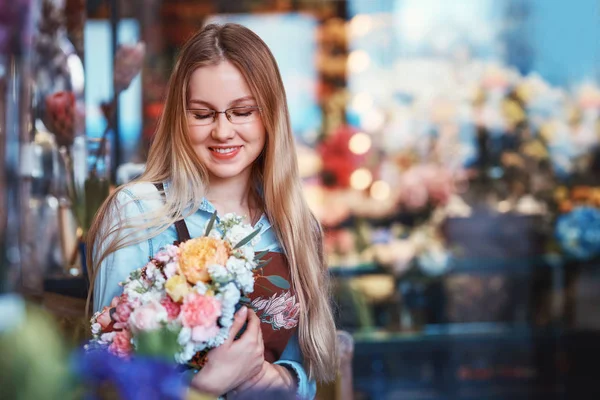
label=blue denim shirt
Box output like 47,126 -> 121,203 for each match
93,182 -> 316,399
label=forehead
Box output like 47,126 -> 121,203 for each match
187,61 -> 253,107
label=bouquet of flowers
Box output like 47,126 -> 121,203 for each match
87,212 -> 268,367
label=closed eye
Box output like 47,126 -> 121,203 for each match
232,110 -> 254,117
190,111 -> 214,120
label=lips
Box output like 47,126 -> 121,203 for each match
209,146 -> 242,160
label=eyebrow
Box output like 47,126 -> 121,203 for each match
188,95 -> 256,109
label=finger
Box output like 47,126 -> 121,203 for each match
236,308 -> 260,343
226,306 -> 248,343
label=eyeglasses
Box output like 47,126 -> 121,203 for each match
186,105 -> 262,126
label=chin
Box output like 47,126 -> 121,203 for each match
207,164 -> 252,180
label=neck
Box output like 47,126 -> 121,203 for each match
206,169 -> 255,216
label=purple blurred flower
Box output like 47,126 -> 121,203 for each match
0,0 -> 34,56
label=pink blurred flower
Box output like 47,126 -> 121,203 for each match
336,230 -> 355,255
114,42 -> 145,92
109,329 -> 132,357
114,295 -> 134,324
420,165 -> 454,206
398,169 -> 429,211
95,306 -> 113,331
180,293 -> 222,329
398,165 -> 455,211
129,300 -> 167,332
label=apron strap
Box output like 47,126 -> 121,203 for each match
153,182 -> 192,242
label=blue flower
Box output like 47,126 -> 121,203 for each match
556,206 -> 600,261
72,347 -> 189,400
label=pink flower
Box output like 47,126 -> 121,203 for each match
95,306 -> 113,330
114,295 -> 134,323
191,324 -> 221,342
109,329 -> 132,358
129,300 -> 168,332
160,296 -> 181,320
180,293 -> 222,329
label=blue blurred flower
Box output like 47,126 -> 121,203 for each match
72,347 -> 189,400
556,206 -> 600,261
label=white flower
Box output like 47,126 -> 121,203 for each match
193,282 -> 208,295
220,283 -> 241,308
236,269 -> 255,294
242,245 -> 256,262
221,213 -> 243,225
91,323 -> 101,335
99,332 -> 116,345
164,262 -> 177,279
226,257 -> 246,272
217,282 -> 240,329
207,229 -> 222,239
123,279 -> 149,302
208,264 -> 230,282
175,341 -> 196,364
178,326 -> 192,345
225,224 -> 256,248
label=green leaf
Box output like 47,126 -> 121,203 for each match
135,327 -> 182,361
264,275 -> 290,289
204,210 -> 218,236
233,228 -> 261,249
240,296 -> 251,303
254,250 -> 269,261
257,258 -> 272,269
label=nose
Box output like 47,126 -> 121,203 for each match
210,112 -> 235,141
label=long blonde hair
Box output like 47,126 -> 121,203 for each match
87,23 -> 337,382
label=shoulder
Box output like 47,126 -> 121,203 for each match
111,181 -> 163,217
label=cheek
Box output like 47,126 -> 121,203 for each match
187,126 -> 212,145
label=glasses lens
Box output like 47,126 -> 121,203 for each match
227,107 -> 259,124
187,109 -> 214,126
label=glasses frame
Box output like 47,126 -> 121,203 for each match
185,105 -> 262,125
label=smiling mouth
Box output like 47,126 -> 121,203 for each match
209,146 -> 241,154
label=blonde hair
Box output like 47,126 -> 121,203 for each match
87,23 -> 337,382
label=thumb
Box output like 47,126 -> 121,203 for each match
227,306 -> 248,342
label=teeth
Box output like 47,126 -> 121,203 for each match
212,147 -> 237,154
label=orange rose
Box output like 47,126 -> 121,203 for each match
178,237 -> 230,284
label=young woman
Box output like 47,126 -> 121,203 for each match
87,23 -> 337,398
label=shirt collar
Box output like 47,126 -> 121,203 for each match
162,180 -> 270,229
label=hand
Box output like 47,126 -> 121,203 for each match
190,306 -> 264,396
233,360 -> 297,394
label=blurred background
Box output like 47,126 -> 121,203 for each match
2,0 -> 600,399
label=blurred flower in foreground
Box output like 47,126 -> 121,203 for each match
114,42 -> 146,92
44,90 -> 77,147
73,347 -> 190,400
556,206 -> 600,261
0,294 -> 72,400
